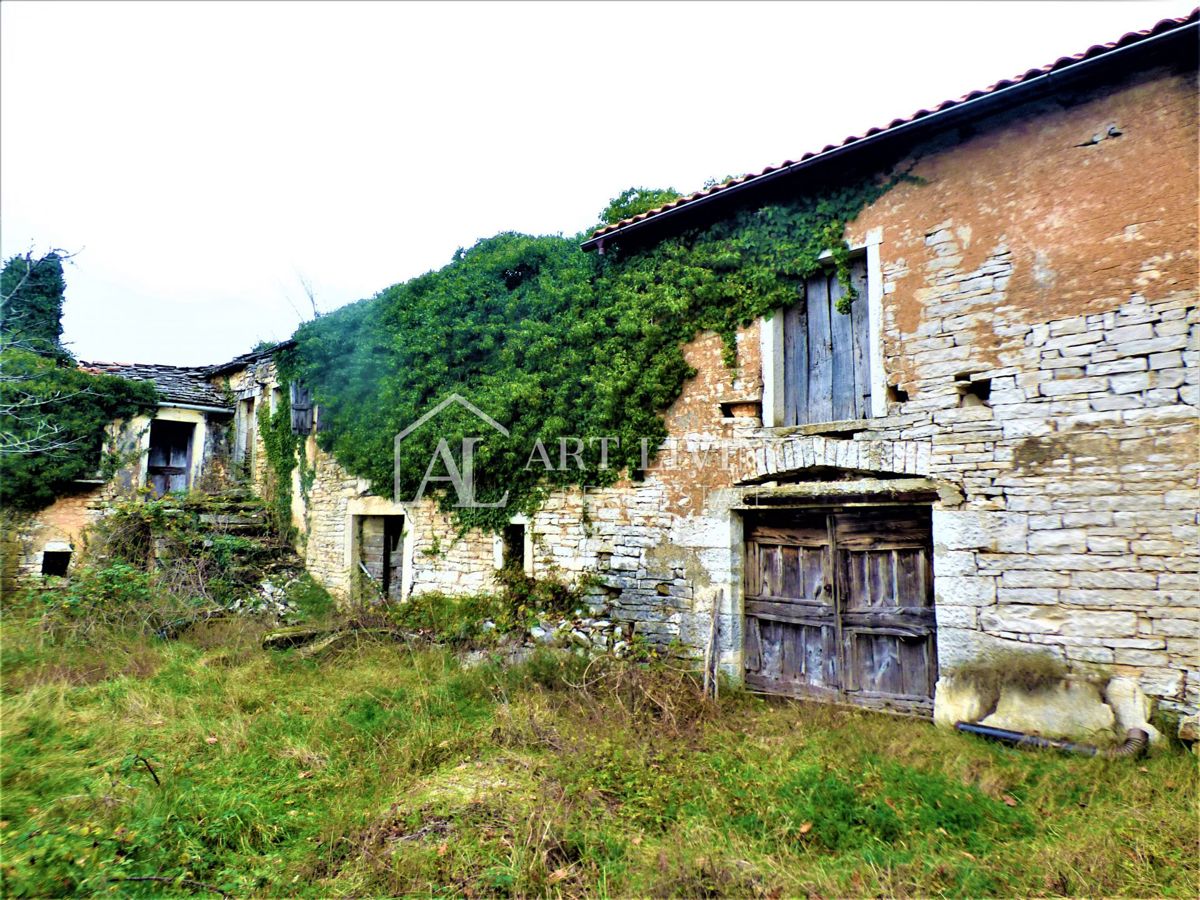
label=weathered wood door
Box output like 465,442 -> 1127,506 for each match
744,507 -> 936,714
147,420 -> 193,496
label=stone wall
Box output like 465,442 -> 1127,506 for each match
225,62 -> 1197,717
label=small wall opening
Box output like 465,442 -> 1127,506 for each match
501,523 -> 526,571
887,383 -> 910,404
41,550 -> 71,577
955,373 -> 991,407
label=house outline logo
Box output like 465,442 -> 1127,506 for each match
394,393 -> 509,443
394,393 -> 510,508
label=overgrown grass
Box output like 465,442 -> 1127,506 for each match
1,615 -> 1196,898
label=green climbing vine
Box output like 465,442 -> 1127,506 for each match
281,172 -> 911,532
256,396 -> 301,541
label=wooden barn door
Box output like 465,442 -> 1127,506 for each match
743,512 -> 839,700
744,507 -> 936,715
834,509 -> 937,714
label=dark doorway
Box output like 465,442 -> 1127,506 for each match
41,550 -> 71,577
357,515 -> 405,601
502,523 -> 526,571
743,506 -> 936,715
147,420 -> 194,496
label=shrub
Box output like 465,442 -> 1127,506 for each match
388,571 -> 595,645
949,650 -> 1070,695
32,561 -> 204,642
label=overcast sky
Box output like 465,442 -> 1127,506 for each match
1,0 -> 1188,366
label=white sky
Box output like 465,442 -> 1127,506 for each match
1,0 -> 1188,366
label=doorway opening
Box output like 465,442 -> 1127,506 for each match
743,505 -> 936,715
356,515 -> 405,601
147,419 -> 194,496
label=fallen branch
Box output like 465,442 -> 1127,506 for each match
261,625 -> 407,653
134,754 -> 160,786
155,608 -> 230,640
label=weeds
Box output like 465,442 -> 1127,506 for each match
948,649 -> 1073,696
1,613 -> 1195,898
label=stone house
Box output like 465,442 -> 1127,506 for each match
276,12 -> 1196,728
1,345 -> 291,586
2,361 -> 238,586
7,13 -> 1197,737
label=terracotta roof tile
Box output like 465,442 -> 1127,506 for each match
586,10 -> 1198,246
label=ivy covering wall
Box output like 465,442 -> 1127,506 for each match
282,175 -> 905,530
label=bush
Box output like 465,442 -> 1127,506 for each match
949,650 -> 1071,695
387,591 -> 514,644
32,561 -> 206,642
386,571 -> 596,645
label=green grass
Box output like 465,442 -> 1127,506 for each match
1,616 -> 1196,898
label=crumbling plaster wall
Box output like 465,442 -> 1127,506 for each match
275,65 -> 1197,713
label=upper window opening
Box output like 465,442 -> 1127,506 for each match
782,257 -> 871,426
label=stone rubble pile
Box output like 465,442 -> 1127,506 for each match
226,576 -> 303,621
483,601 -> 638,658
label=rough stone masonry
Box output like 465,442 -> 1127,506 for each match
279,55 -> 1198,719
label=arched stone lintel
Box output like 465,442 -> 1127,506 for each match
735,436 -> 931,485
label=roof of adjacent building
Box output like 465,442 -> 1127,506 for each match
81,361 -> 232,410
583,9 -> 1198,250
204,339 -> 296,377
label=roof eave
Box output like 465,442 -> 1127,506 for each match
581,18 -> 1197,252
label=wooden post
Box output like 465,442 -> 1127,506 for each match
704,589 -> 722,701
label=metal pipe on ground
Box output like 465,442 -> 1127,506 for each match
955,722 -> 1149,759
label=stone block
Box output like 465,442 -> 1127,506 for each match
936,627 -> 1038,669
1105,323 -> 1155,344
1179,714 -> 1199,742
1071,571 -> 1157,590
936,575 -> 996,607
935,550 -> 976,576
997,588 -> 1057,604
1085,535 -> 1129,554
1028,529 -> 1088,554
1087,357 -> 1148,376
980,604 -> 1065,634
1137,668 -> 1184,700
1112,648 -> 1170,666
934,510 -> 1027,553
980,680 -> 1116,740
1148,350 -> 1183,369
1059,610 -> 1138,637
933,676 -> 998,729
1110,371 -> 1152,394
1040,377 -> 1108,397
1001,570 -> 1069,589
1152,618 -> 1197,637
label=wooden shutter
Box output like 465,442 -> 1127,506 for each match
289,383 -> 313,435
783,258 -> 871,425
